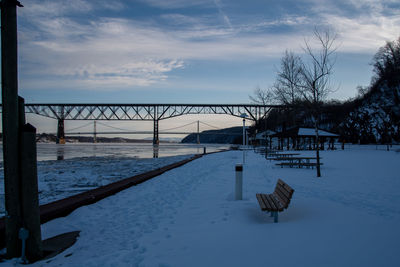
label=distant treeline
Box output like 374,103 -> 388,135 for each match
35,133 -> 154,143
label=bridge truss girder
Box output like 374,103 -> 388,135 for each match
23,104 -> 280,122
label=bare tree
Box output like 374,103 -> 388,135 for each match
372,36 -> 400,102
299,28 -> 338,177
249,86 -> 275,105
273,50 -> 303,105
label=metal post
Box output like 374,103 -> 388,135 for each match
242,118 -> 245,146
1,0 -> 24,257
235,164 -> 243,200
274,211 -> 278,223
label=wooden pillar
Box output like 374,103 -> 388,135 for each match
20,124 -> 43,261
1,0 -> 23,257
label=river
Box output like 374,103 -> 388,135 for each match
0,142 -> 233,215
0,142 -> 232,161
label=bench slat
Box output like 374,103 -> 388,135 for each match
269,196 -> 283,211
260,194 -> 273,210
275,184 -> 291,201
266,194 -> 280,211
260,194 -> 275,211
256,194 -> 267,211
273,191 -> 288,209
278,179 -> 295,195
271,194 -> 284,211
274,186 -> 289,204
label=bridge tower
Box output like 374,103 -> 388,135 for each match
93,121 -> 97,143
153,119 -> 159,145
56,118 -> 65,144
197,120 -> 200,144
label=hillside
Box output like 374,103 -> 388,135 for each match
255,84 -> 400,145
35,133 -> 154,143
181,126 -> 243,144
340,82 -> 400,144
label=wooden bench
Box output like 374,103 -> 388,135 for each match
275,162 -> 323,169
256,179 -> 295,223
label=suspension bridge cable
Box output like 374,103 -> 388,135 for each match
96,121 -> 133,132
68,121 -> 94,132
199,121 -> 221,129
161,121 -> 198,132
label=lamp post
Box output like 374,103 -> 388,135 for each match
240,113 -> 248,146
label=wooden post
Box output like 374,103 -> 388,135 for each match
1,0 -> 23,257
20,124 -> 43,261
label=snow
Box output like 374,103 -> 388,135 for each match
0,143 -> 230,216
1,146 -> 400,266
298,128 -> 338,137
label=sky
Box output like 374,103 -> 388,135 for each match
3,0 -> 400,138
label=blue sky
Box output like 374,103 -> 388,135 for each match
7,0 -> 400,137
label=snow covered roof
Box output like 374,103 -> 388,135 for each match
298,128 -> 339,137
272,127 -> 339,137
255,130 -> 276,139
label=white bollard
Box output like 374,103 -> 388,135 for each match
235,164 -> 243,200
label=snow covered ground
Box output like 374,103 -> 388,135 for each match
1,142 -> 231,216
2,146 -> 400,266
0,155 -> 195,216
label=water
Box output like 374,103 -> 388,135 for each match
0,142 -> 231,215
0,142 -> 232,161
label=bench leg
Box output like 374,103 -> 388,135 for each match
274,212 -> 278,223
270,212 -> 273,217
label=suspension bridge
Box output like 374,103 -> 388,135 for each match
1,103 -> 282,144
63,120 -> 234,144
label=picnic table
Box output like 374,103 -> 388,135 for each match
274,156 -> 321,163
275,153 -> 301,158
266,153 -> 300,160
275,156 -> 323,169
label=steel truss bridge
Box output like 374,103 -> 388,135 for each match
5,103 -> 282,144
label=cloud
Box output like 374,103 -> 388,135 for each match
213,0 -> 233,29
17,0 -> 400,92
324,13 -> 400,53
137,0 -> 211,9
19,13 -> 304,91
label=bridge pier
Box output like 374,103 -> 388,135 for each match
56,119 -> 65,144
197,120 -> 200,144
153,119 -> 159,145
93,121 -> 97,143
